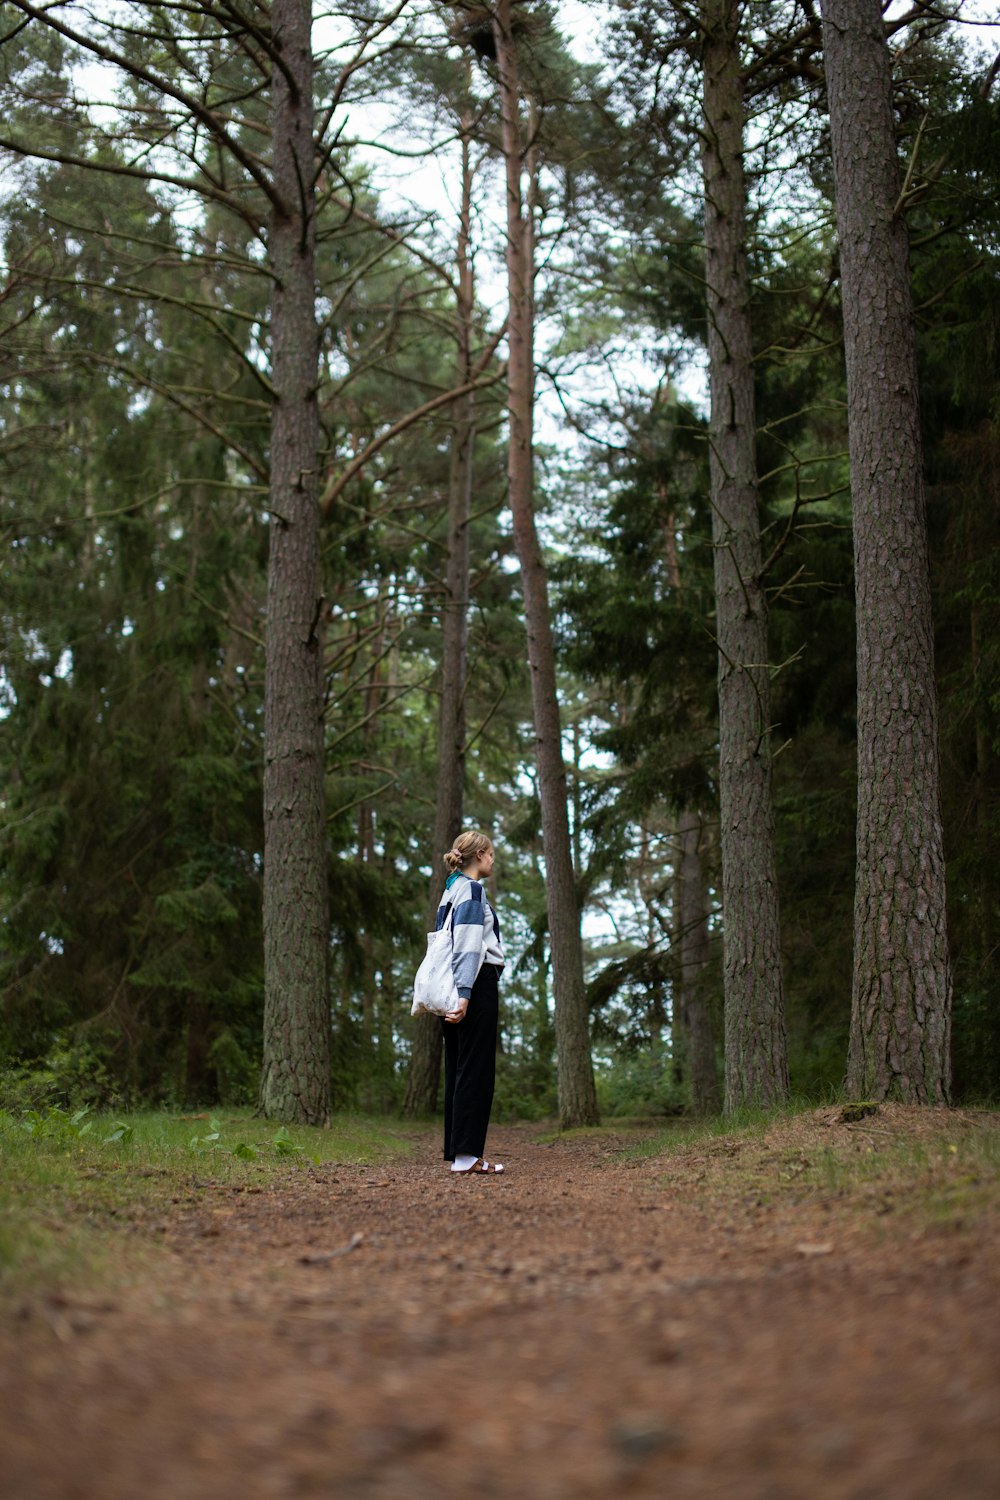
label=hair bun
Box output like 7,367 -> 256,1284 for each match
442,829 -> 492,874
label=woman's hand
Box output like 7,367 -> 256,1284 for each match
444,999 -> 469,1024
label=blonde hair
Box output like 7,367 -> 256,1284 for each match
443,830 -> 493,874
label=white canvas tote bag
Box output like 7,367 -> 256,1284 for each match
410,903 -> 461,1017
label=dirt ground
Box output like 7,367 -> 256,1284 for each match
3,1107 -> 999,1500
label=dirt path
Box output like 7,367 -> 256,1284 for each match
3,1112 -> 999,1499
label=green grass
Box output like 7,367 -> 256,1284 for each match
0,1106 -> 429,1301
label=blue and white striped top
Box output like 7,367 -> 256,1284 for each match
436,872 -> 505,999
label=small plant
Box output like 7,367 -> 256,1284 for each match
186,1120 -> 312,1162
270,1126 -> 320,1164
271,1125 -> 304,1157
20,1104 -> 94,1142
104,1121 -> 135,1146
189,1116 -> 223,1153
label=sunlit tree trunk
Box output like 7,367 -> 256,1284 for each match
493,0 -> 598,1127
258,0 -> 331,1124
821,0 -> 951,1102
701,0 -> 788,1110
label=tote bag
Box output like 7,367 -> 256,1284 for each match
410,902 -> 461,1017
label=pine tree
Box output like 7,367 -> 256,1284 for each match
489,0 -> 599,1126
820,0 -> 952,1103
700,0 -> 789,1108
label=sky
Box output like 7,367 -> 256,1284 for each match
32,0 -> 1000,448
334,0 -> 999,440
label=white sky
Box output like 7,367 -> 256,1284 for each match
336,0 -> 999,439
24,0 -> 1000,450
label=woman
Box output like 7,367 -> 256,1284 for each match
437,830 -> 505,1175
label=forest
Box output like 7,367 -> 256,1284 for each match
1,0 -> 998,1127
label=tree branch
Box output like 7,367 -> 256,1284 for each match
0,134 -> 262,228
7,0 -> 285,214
319,326 -> 507,517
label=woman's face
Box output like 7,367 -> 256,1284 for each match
478,844 -> 495,876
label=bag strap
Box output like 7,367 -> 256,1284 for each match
443,894 -> 457,931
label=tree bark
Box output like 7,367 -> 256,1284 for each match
258,0 -> 331,1124
968,545 -> 993,968
493,0 -> 598,1127
701,0 -> 788,1111
660,487 -> 720,1111
675,808 -> 722,1114
403,120 -> 477,1117
358,617 -> 383,1059
820,0 -> 952,1103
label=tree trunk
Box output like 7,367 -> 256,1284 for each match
358,604 -> 385,1056
258,0 -> 331,1125
701,0 -> 788,1111
820,0 -> 952,1103
493,0 -> 598,1127
659,483 -> 720,1111
675,808 -> 722,1114
403,121 -> 477,1117
968,552 -> 993,968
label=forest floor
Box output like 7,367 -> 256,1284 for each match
2,1102 -> 999,1500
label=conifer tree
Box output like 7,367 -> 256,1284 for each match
490,0 -> 599,1126
699,0 -> 789,1108
256,0 -> 330,1122
0,137 -> 267,1100
820,0 -> 952,1102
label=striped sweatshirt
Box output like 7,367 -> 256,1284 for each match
436,872 -> 505,999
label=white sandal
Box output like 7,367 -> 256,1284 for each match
455,1158 -> 504,1174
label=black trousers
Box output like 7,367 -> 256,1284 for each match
441,962 -> 500,1161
